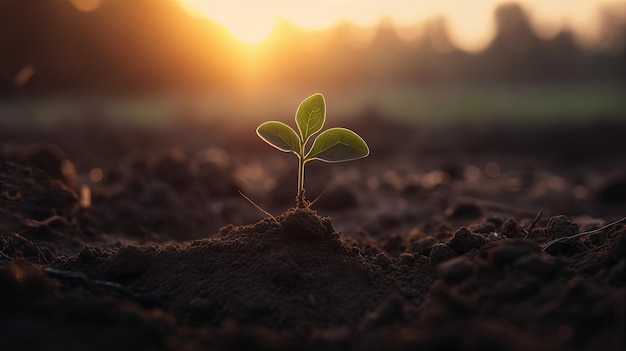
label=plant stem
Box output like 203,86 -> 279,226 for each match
296,156 -> 306,208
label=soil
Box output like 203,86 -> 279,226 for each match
0,117 -> 625,350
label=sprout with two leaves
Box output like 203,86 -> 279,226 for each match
257,93 -> 370,208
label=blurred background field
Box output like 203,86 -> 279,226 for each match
0,0 -> 625,253
1,0 -> 625,128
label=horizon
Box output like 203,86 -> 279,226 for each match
176,0 -> 622,50
4,0 -> 624,123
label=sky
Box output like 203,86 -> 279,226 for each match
178,0 -> 618,50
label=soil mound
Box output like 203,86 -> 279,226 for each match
55,208 -> 400,328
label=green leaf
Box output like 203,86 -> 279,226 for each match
305,128 -> 369,163
295,93 -> 325,144
256,121 -> 301,155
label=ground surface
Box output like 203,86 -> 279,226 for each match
0,117 -> 625,350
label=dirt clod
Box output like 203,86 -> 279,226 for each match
545,215 -> 579,240
447,227 -> 487,254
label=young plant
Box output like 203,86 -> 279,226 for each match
257,93 -> 369,208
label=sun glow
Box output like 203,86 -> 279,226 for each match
178,0 -> 609,50
229,17 -> 276,44
180,1 -> 276,44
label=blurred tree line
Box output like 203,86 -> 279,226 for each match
1,0 -> 624,96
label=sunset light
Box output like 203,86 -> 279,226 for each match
180,1 -> 277,43
177,0 -> 609,50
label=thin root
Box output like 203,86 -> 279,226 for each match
542,216 -> 626,251
24,215 -> 75,228
11,232 -> 49,265
306,189 -> 327,208
43,268 -> 160,306
238,191 -> 278,223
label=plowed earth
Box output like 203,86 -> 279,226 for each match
1,118 -> 624,350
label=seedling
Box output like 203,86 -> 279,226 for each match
257,93 -> 369,208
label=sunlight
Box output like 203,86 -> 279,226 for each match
229,18 -> 275,44
177,0 -> 607,50
180,0 -> 276,44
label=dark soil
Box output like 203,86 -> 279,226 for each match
1,118 -> 625,350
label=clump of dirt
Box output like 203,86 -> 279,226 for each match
54,208 -> 418,329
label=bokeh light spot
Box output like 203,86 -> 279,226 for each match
485,162 -> 501,178
61,160 -> 76,178
80,185 -> 92,208
89,168 -> 104,182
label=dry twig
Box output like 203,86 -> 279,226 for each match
523,209 -> 543,239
